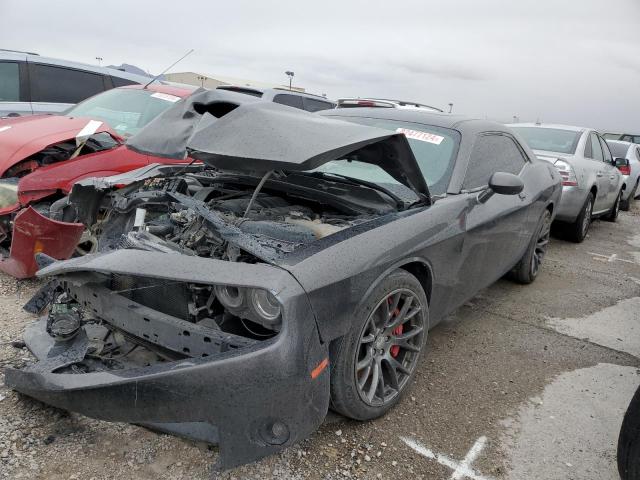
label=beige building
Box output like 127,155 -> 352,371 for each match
164,72 -> 305,92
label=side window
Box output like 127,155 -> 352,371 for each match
462,134 -> 527,190
302,97 -> 335,112
588,133 -> 604,161
272,93 -> 304,110
111,76 -> 139,87
598,136 -> 612,163
0,62 -> 20,101
29,64 -> 106,104
584,133 -> 593,158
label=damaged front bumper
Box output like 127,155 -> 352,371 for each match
0,206 -> 84,278
4,251 -> 330,470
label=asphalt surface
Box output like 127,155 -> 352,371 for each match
0,203 -> 638,480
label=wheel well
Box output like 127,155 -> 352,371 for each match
399,261 -> 432,305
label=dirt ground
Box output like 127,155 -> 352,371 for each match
1,204 -> 639,480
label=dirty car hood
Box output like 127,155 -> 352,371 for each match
126,89 -> 430,198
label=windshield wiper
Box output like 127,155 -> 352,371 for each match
301,171 -> 407,210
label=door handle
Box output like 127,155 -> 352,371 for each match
596,171 -> 603,177
610,175 -> 616,180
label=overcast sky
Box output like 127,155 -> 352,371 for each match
1,0 -> 639,131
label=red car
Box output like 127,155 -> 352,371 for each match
0,83 -> 195,278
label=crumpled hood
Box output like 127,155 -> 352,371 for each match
126,89 -> 430,198
0,115 -> 116,177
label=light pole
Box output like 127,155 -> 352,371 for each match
95,56 -> 103,66
285,71 -> 294,90
197,75 -> 207,87
448,103 -> 453,114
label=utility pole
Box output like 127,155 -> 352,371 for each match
448,103 -> 453,114
95,56 -> 103,66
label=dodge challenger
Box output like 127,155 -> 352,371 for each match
5,90 -> 562,469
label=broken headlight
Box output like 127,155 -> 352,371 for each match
215,285 -> 282,329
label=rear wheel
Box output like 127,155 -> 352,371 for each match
510,209 -> 551,284
604,189 -> 622,222
566,192 -> 593,243
618,385 -> 640,480
329,270 -> 428,420
621,181 -> 638,211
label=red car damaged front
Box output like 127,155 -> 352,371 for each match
0,84 -> 195,278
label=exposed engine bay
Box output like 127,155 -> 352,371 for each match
34,166 -> 403,372
79,168 -> 398,263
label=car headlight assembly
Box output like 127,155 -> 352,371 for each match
214,285 -> 282,330
215,284 -> 245,309
249,289 -> 282,324
0,179 -> 19,209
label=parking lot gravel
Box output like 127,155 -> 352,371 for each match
1,205 -> 639,480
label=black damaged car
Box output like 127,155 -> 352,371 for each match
5,90 -> 562,470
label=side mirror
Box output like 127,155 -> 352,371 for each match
614,157 -> 629,168
478,172 -> 524,203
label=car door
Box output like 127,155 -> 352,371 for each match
585,132 -> 610,212
598,135 -> 622,207
0,60 -> 32,116
452,132 -> 533,299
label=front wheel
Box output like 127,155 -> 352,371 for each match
510,209 -> 551,284
329,270 -> 428,420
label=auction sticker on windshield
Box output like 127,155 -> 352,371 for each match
151,92 -> 181,103
397,127 -> 444,145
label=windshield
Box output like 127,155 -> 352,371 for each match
314,116 -> 460,195
66,89 -> 182,138
511,126 -> 580,154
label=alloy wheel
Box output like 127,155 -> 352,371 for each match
355,288 -> 425,407
531,212 -> 551,277
582,198 -> 593,237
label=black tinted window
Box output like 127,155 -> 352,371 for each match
30,64 -> 106,103
0,62 -> 20,101
111,76 -> 139,87
273,94 -> 304,109
463,134 -> 527,190
303,97 -> 335,112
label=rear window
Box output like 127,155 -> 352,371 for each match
111,76 -> 140,87
273,94 -> 304,110
314,115 -> 460,195
0,62 -> 20,101
303,97 -> 335,112
511,126 -> 581,154
607,142 -> 630,158
30,64 -> 106,104
67,88 -> 182,137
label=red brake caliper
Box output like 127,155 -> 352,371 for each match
388,297 -> 403,358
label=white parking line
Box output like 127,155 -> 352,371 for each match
400,436 -> 494,480
587,252 -> 637,264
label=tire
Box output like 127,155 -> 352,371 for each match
329,270 -> 428,420
621,181 -> 638,210
618,385 -> 640,480
566,192 -> 594,243
604,189 -> 622,222
509,209 -> 552,284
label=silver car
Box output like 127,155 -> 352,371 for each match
0,49 -> 150,117
509,123 -> 624,242
606,140 -> 640,210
